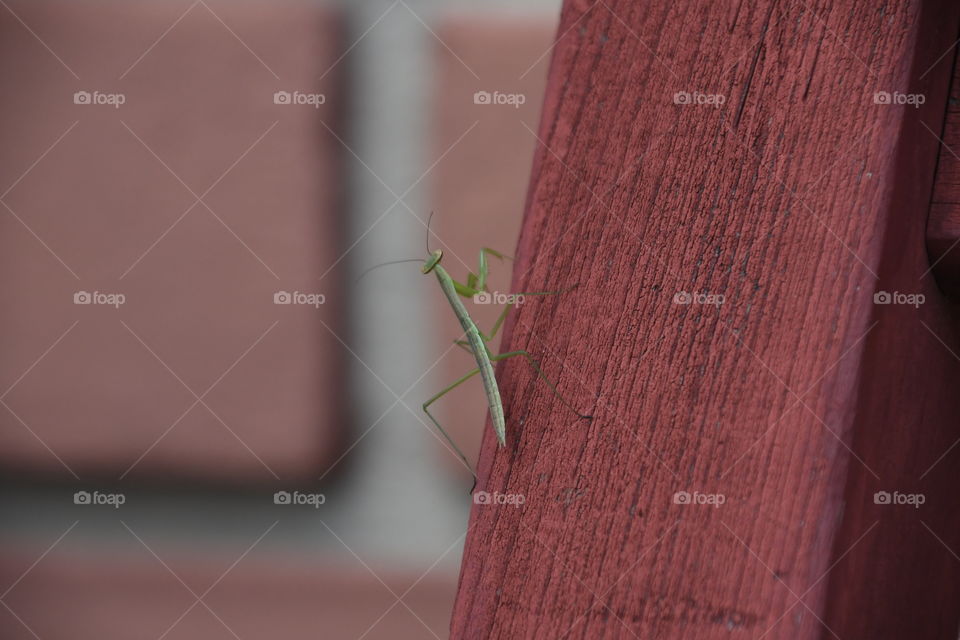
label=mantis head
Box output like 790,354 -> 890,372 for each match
422,249 -> 443,274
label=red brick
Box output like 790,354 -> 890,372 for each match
0,547 -> 455,639
0,1 -> 346,482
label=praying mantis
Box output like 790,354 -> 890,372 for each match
362,216 -> 592,474
418,243 -> 593,473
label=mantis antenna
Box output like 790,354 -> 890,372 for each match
355,258 -> 423,283
426,211 -> 435,254
356,212 -> 437,283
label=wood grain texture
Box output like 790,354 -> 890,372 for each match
451,1 -> 960,638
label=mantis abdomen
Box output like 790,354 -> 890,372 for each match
465,325 -> 505,444
434,264 -> 506,444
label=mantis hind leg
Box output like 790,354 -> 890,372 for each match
433,347 -> 593,431
429,345 -> 591,494
477,284 -> 580,343
423,367 -> 482,478
491,350 -> 592,420
510,282 -> 580,300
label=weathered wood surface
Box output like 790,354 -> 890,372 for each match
452,1 -> 960,638
928,46 -> 960,298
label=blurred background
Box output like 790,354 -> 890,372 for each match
0,0 -> 562,637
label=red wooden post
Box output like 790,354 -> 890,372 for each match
451,1 -> 960,638
928,54 -> 960,299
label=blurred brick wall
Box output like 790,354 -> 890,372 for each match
0,1 -> 559,638
0,0 -> 346,483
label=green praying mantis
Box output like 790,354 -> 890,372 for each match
363,216 -> 593,475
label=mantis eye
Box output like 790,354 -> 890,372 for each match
422,250 -> 443,274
